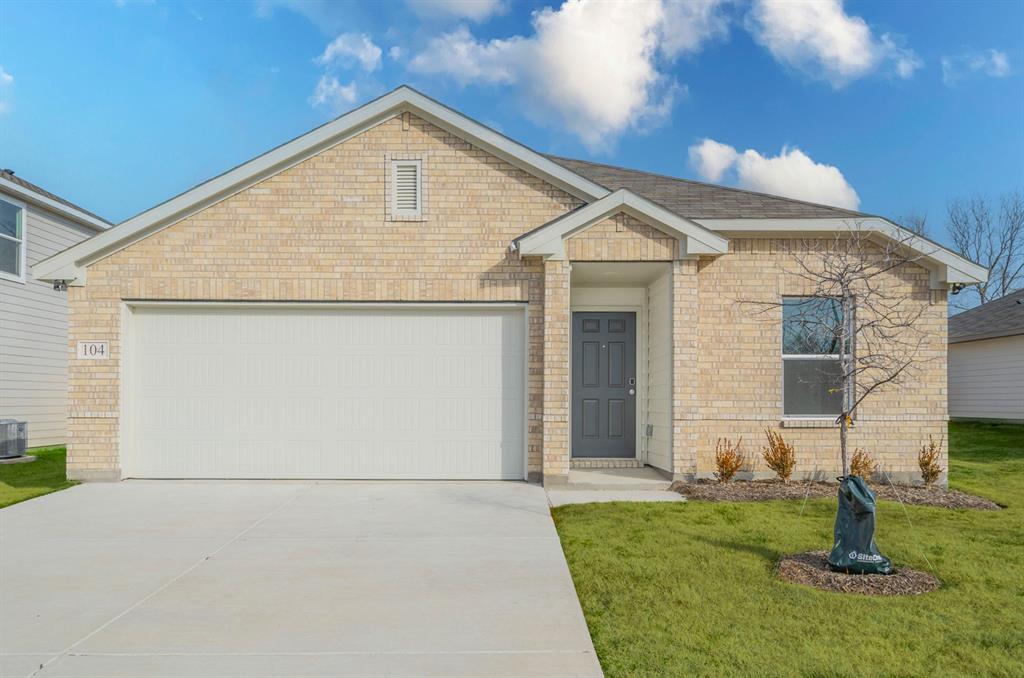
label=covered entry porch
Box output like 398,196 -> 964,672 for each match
567,262 -> 673,474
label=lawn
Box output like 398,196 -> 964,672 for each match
553,422 -> 1024,677
0,446 -> 77,509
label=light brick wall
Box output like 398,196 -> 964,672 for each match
678,238 -> 948,483
564,213 -> 676,261
542,259 -> 571,482
67,114 -> 580,479
66,115 -> 949,485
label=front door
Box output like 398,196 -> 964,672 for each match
571,312 -> 637,458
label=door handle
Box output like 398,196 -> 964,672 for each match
628,388 -> 636,396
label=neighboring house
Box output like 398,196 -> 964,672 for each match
948,290 -> 1024,423
33,87 -> 986,484
1,169 -> 111,447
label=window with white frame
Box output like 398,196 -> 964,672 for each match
0,196 -> 25,281
781,296 -> 851,416
390,159 -> 422,218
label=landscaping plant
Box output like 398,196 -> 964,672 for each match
714,438 -> 744,483
849,448 -> 877,479
761,428 -> 796,482
918,435 -> 944,486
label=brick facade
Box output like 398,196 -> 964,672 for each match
65,114 -> 948,484
564,213 -> 676,261
682,239 -> 948,483
66,114 -> 579,479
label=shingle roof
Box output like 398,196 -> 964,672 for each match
948,289 -> 1024,343
0,169 -> 111,227
544,155 -> 868,220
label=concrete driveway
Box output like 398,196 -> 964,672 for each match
0,481 -> 601,677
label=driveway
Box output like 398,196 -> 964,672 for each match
0,481 -> 601,677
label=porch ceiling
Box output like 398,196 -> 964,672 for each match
570,262 -> 668,286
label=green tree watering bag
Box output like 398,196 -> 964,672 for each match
827,475 -> 893,575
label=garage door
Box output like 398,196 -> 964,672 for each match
124,305 -> 526,479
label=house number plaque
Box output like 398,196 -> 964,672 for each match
77,341 -> 109,359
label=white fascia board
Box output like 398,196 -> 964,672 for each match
33,86 -> 610,285
517,189 -> 729,259
0,178 -> 110,232
696,217 -> 988,286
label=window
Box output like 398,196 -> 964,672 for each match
782,297 -> 851,416
0,196 -> 25,281
390,160 -> 421,218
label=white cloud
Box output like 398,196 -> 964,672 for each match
942,49 -> 1011,85
388,45 -> 406,61
746,0 -> 920,87
316,33 -> 382,72
409,26 -> 525,85
688,139 -> 860,210
659,0 -> 731,58
309,75 -> 358,111
408,0 -> 729,150
688,138 -> 737,183
0,66 -> 12,116
409,0 -> 507,23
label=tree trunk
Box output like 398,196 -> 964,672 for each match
839,292 -> 853,477
839,413 -> 849,476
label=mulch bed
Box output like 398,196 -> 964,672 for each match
777,551 -> 940,596
668,478 -> 1001,510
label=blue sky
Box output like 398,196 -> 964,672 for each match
0,0 -> 1021,248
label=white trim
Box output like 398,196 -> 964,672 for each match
0,178 -> 110,233
33,86 -> 610,285
0,193 -> 27,283
516,189 -> 729,259
123,300 -> 528,310
695,217 -> 988,288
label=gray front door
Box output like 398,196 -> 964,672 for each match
571,312 -> 637,458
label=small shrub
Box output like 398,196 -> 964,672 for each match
761,428 -> 796,483
714,438 -> 744,483
850,448 -> 877,479
918,436 -> 944,486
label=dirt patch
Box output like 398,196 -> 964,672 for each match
668,478 -> 1001,510
777,551 -> 940,596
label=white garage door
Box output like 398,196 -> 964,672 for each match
125,305 -> 526,479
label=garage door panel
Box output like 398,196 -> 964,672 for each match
126,306 -> 525,479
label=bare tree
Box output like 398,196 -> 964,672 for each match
947,191 -> 1024,308
740,224 -> 932,476
897,210 -> 928,237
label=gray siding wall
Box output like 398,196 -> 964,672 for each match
0,193 -> 97,447
948,335 -> 1024,422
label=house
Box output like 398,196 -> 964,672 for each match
948,289 -> 1024,423
32,86 -> 986,484
1,170 -> 110,447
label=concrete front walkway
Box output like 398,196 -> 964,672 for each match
0,481 -> 601,677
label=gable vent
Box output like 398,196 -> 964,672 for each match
391,160 -> 422,217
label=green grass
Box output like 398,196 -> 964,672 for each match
0,446 -> 77,509
553,422 -> 1024,677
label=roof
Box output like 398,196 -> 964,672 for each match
0,169 -> 111,231
33,85 -> 987,290
545,155 -> 866,220
948,289 -> 1024,343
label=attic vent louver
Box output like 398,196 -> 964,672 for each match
391,160 -> 422,218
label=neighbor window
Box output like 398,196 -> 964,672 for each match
0,196 -> 25,281
390,160 -> 422,218
782,297 -> 851,416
